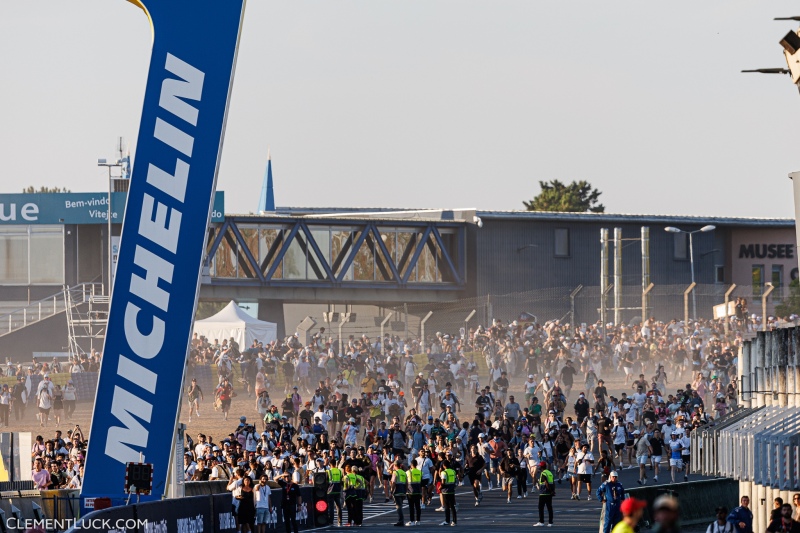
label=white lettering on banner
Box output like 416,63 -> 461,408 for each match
160,53 -> 205,126
106,386 -> 153,464
0,203 -> 39,222
21,203 -> 38,221
130,245 -> 174,312
139,193 -> 182,254
124,303 -> 165,359
176,515 -> 205,533
117,355 -> 158,394
154,118 -> 194,157
143,519 -> 169,533
147,160 -> 190,203
104,51 -> 204,466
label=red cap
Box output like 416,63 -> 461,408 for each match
539,461 -> 547,468
620,498 -> 647,515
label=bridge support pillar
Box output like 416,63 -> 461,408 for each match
258,299 -> 286,341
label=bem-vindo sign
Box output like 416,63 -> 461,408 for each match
0,192 -> 223,225
80,0 -> 246,507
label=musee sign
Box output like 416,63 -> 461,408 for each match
738,243 -> 795,259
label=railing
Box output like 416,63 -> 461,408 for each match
0,283 -> 104,337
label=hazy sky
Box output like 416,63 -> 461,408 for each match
3,1 -> 800,218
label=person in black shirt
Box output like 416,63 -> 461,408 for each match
574,394 -> 590,424
649,429 -> 664,483
346,399 -> 363,422
276,471 -> 302,533
466,446 -> 486,504
559,361 -> 577,398
192,458 -> 212,481
593,381 -> 608,411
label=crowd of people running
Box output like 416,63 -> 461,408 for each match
174,312 -> 752,530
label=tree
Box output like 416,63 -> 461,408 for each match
523,180 -> 605,213
775,278 -> 800,318
195,301 -> 226,320
23,186 -> 71,193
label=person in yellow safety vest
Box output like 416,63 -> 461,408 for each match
354,467 -> 366,526
439,462 -> 458,527
343,464 -> 360,527
391,459 -> 408,527
406,458 -> 423,526
534,461 -> 555,527
327,461 -> 344,527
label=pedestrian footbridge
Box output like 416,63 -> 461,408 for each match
200,214 -> 468,304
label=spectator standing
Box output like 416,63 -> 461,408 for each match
254,475 -> 272,533
31,458 -> 50,489
767,504 -> 800,533
0,385 -> 10,427
276,471 -> 301,533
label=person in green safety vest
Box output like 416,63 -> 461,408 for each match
391,458 -> 408,527
406,458 -> 423,526
343,464 -> 360,527
354,467 -> 366,526
327,459 -> 344,527
439,461 -> 458,527
534,461 -> 555,527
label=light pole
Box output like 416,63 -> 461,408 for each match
664,225 -> 715,320
97,158 -> 124,294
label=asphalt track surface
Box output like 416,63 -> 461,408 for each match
324,464 -> 706,532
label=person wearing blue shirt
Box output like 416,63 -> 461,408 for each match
727,496 -> 753,533
597,471 -> 625,533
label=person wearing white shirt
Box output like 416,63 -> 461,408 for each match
680,430 -> 691,482
575,444 -> 594,500
523,439 -> 542,477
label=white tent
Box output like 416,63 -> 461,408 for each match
193,301 -> 277,348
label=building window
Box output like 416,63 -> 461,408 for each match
772,264 -> 784,290
554,228 -> 570,258
673,233 -> 688,260
715,265 -> 724,284
0,225 -> 64,285
752,264 -> 764,296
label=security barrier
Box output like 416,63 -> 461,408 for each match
626,478 -> 739,527
65,487 -> 316,533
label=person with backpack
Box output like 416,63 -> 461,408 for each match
533,460 -> 555,527
708,506 -> 733,533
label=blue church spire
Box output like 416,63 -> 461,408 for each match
258,147 -> 275,212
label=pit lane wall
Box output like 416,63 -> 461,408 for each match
626,478 -> 739,527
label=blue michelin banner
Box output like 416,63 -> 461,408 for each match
81,0 -> 245,503
0,191 -> 224,225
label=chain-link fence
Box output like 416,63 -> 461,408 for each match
290,283 -> 794,346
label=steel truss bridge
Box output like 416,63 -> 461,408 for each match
201,215 -> 468,303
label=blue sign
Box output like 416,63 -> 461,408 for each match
81,0 -> 245,503
0,191 -> 224,225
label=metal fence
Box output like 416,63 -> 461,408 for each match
376,283 -> 790,342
